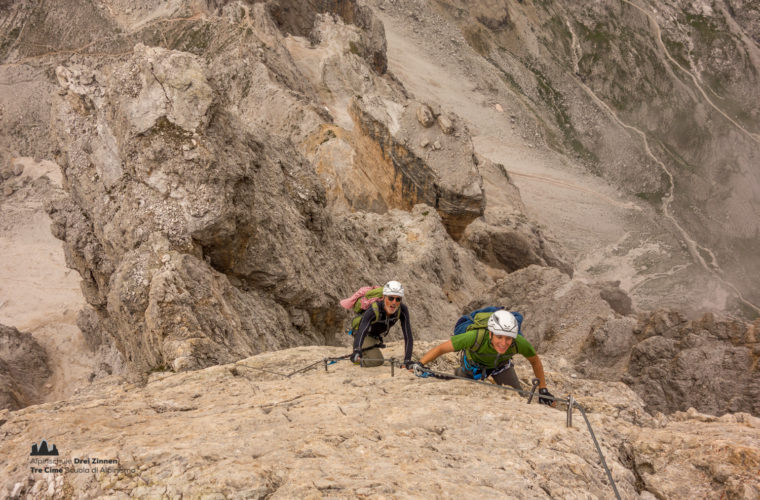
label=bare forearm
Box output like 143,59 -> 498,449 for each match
419,345 -> 444,365
527,355 -> 548,388
420,340 -> 454,365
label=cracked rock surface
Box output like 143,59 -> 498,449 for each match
1,344 -> 758,499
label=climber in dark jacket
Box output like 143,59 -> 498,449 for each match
351,280 -> 414,368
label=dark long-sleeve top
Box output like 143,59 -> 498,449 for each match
352,302 -> 413,363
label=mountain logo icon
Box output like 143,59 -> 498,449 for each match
30,440 -> 59,456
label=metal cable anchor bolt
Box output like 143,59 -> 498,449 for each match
527,378 -> 540,404
566,395 -> 575,428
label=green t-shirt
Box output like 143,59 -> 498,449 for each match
451,329 -> 537,369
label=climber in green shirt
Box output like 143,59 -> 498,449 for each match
419,310 -> 556,406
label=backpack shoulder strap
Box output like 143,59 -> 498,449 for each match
471,328 -> 488,353
370,301 -> 381,323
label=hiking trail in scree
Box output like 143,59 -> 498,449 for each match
622,0 -> 760,147
564,2 -> 760,315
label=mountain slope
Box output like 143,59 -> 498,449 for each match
369,0 -> 760,318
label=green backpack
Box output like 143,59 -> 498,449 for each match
349,286 -> 384,333
457,311 -> 493,353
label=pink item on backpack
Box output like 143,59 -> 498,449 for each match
340,286 -> 382,310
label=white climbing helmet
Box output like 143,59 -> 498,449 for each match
382,280 -> 405,298
488,310 -> 518,338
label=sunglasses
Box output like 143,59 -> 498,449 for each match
386,296 -> 402,303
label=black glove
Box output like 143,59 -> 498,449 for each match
538,388 -> 555,406
350,351 -> 361,364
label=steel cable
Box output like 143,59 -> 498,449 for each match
574,403 -> 621,499
233,353 -> 621,499
413,365 -> 621,500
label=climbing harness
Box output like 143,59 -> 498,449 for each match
461,352 -> 485,380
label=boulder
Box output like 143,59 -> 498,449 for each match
0,324 -> 51,410
599,280 -> 634,316
575,315 -> 639,381
416,103 -> 435,127
437,114 -> 454,134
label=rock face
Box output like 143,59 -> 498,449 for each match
575,309 -> 760,417
0,0 -> 573,376
623,311 -> 760,416
344,96 -> 485,240
0,344 -> 758,499
48,43 -> 495,371
0,324 -> 51,411
48,58 -> 489,372
467,266 -> 760,417
49,46 -> 348,372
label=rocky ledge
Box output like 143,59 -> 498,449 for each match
1,343 -> 758,499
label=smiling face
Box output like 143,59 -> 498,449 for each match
383,295 -> 402,315
489,332 -> 514,354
